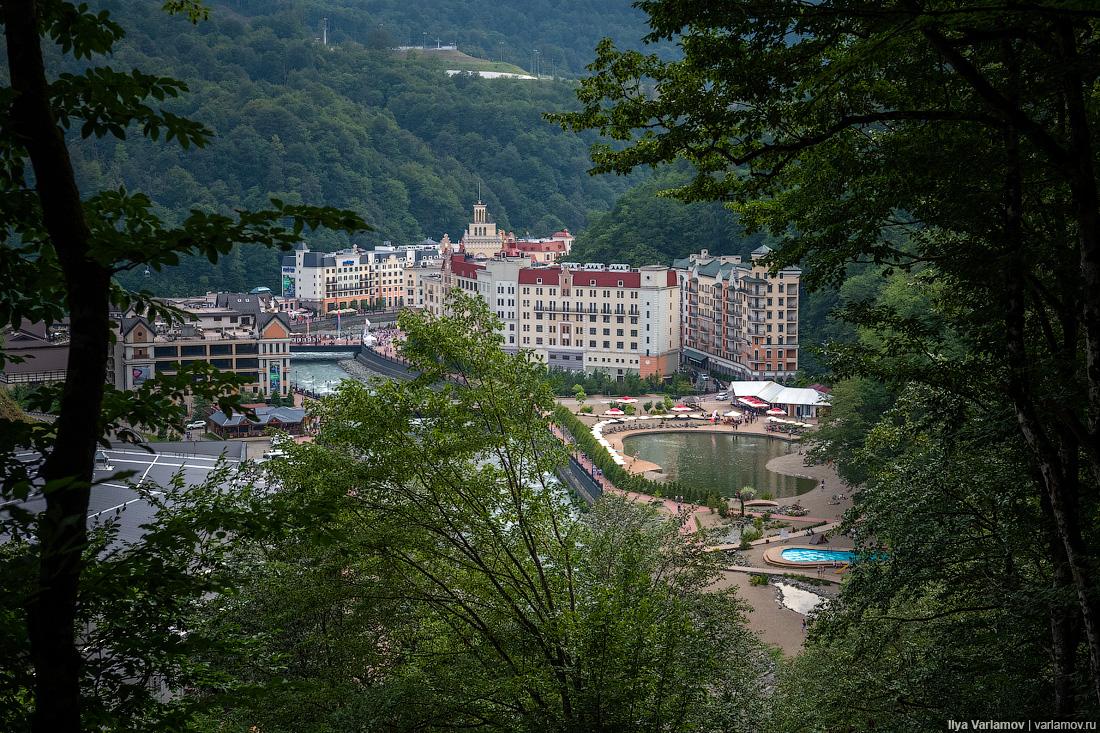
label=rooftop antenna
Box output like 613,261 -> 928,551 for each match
478,180 -> 481,203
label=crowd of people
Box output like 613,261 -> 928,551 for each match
290,333 -> 361,346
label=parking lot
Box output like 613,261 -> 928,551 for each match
7,441 -> 247,546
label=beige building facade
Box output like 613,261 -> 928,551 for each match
440,253 -> 680,380
110,302 -> 293,400
674,246 -> 801,381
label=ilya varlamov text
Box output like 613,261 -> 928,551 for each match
948,722 -> 1097,731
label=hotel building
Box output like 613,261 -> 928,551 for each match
280,241 -> 443,314
441,253 -> 680,380
673,246 -> 802,380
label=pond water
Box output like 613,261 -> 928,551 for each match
774,582 -> 827,615
621,431 -> 816,499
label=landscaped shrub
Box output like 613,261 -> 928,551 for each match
553,405 -> 707,505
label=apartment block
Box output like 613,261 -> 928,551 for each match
280,240 -> 443,314
673,246 -> 801,380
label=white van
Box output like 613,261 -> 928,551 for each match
185,420 -> 206,430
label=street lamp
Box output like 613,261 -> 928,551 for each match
423,31 -> 427,49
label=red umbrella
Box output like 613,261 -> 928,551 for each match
617,396 -> 638,404
604,407 -> 625,415
767,407 -> 786,416
671,405 -> 692,412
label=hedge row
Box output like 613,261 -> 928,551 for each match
553,405 -> 724,507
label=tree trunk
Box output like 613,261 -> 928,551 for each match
5,1 -> 110,731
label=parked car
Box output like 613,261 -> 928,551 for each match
715,392 -> 728,401
185,420 -> 206,430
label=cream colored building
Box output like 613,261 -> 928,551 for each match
674,246 -> 801,380
460,201 -> 504,259
281,242 -> 442,314
440,254 -> 680,380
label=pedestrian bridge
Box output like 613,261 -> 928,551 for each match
289,345 -> 360,353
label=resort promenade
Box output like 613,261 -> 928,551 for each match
558,397 -> 857,655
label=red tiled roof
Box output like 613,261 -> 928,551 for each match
559,270 -> 642,288
516,240 -> 566,252
518,268 -> 563,285
450,255 -> 485,279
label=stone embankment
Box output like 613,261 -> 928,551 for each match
336,358 -> 392,383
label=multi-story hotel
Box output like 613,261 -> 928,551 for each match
280,241 -> 443,314
673,246 -> 802,380
109,296 -> 293,400
439,252 -> 680,379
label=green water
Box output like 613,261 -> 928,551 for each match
621,431 -> 816,500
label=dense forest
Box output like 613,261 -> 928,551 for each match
41,0 -> 671,296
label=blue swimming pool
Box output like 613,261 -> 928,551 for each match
781,549 -> 856,563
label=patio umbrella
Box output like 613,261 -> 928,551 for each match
616,396 -> 638,404
767,408 -> 787,416
671,405 -> 692,412
723,410 -> 742,417
604,407 -> 625,415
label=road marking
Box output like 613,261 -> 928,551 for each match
91,492 -> 164,518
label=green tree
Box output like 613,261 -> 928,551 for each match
0,3 -> 367,731
736,487 -> 755,518
551,0 -> 1100,711
777,386 -> 1079,726
197,292 -> 770,731
573,384 -> 586,404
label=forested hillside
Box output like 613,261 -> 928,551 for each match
569,161 -> 780,266
47,0 -> 659,296
214,0 -> 672,75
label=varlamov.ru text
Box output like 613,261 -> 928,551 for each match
948,722 -> 1096,731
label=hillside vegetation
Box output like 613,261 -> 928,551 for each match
56,0 -> 654,296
